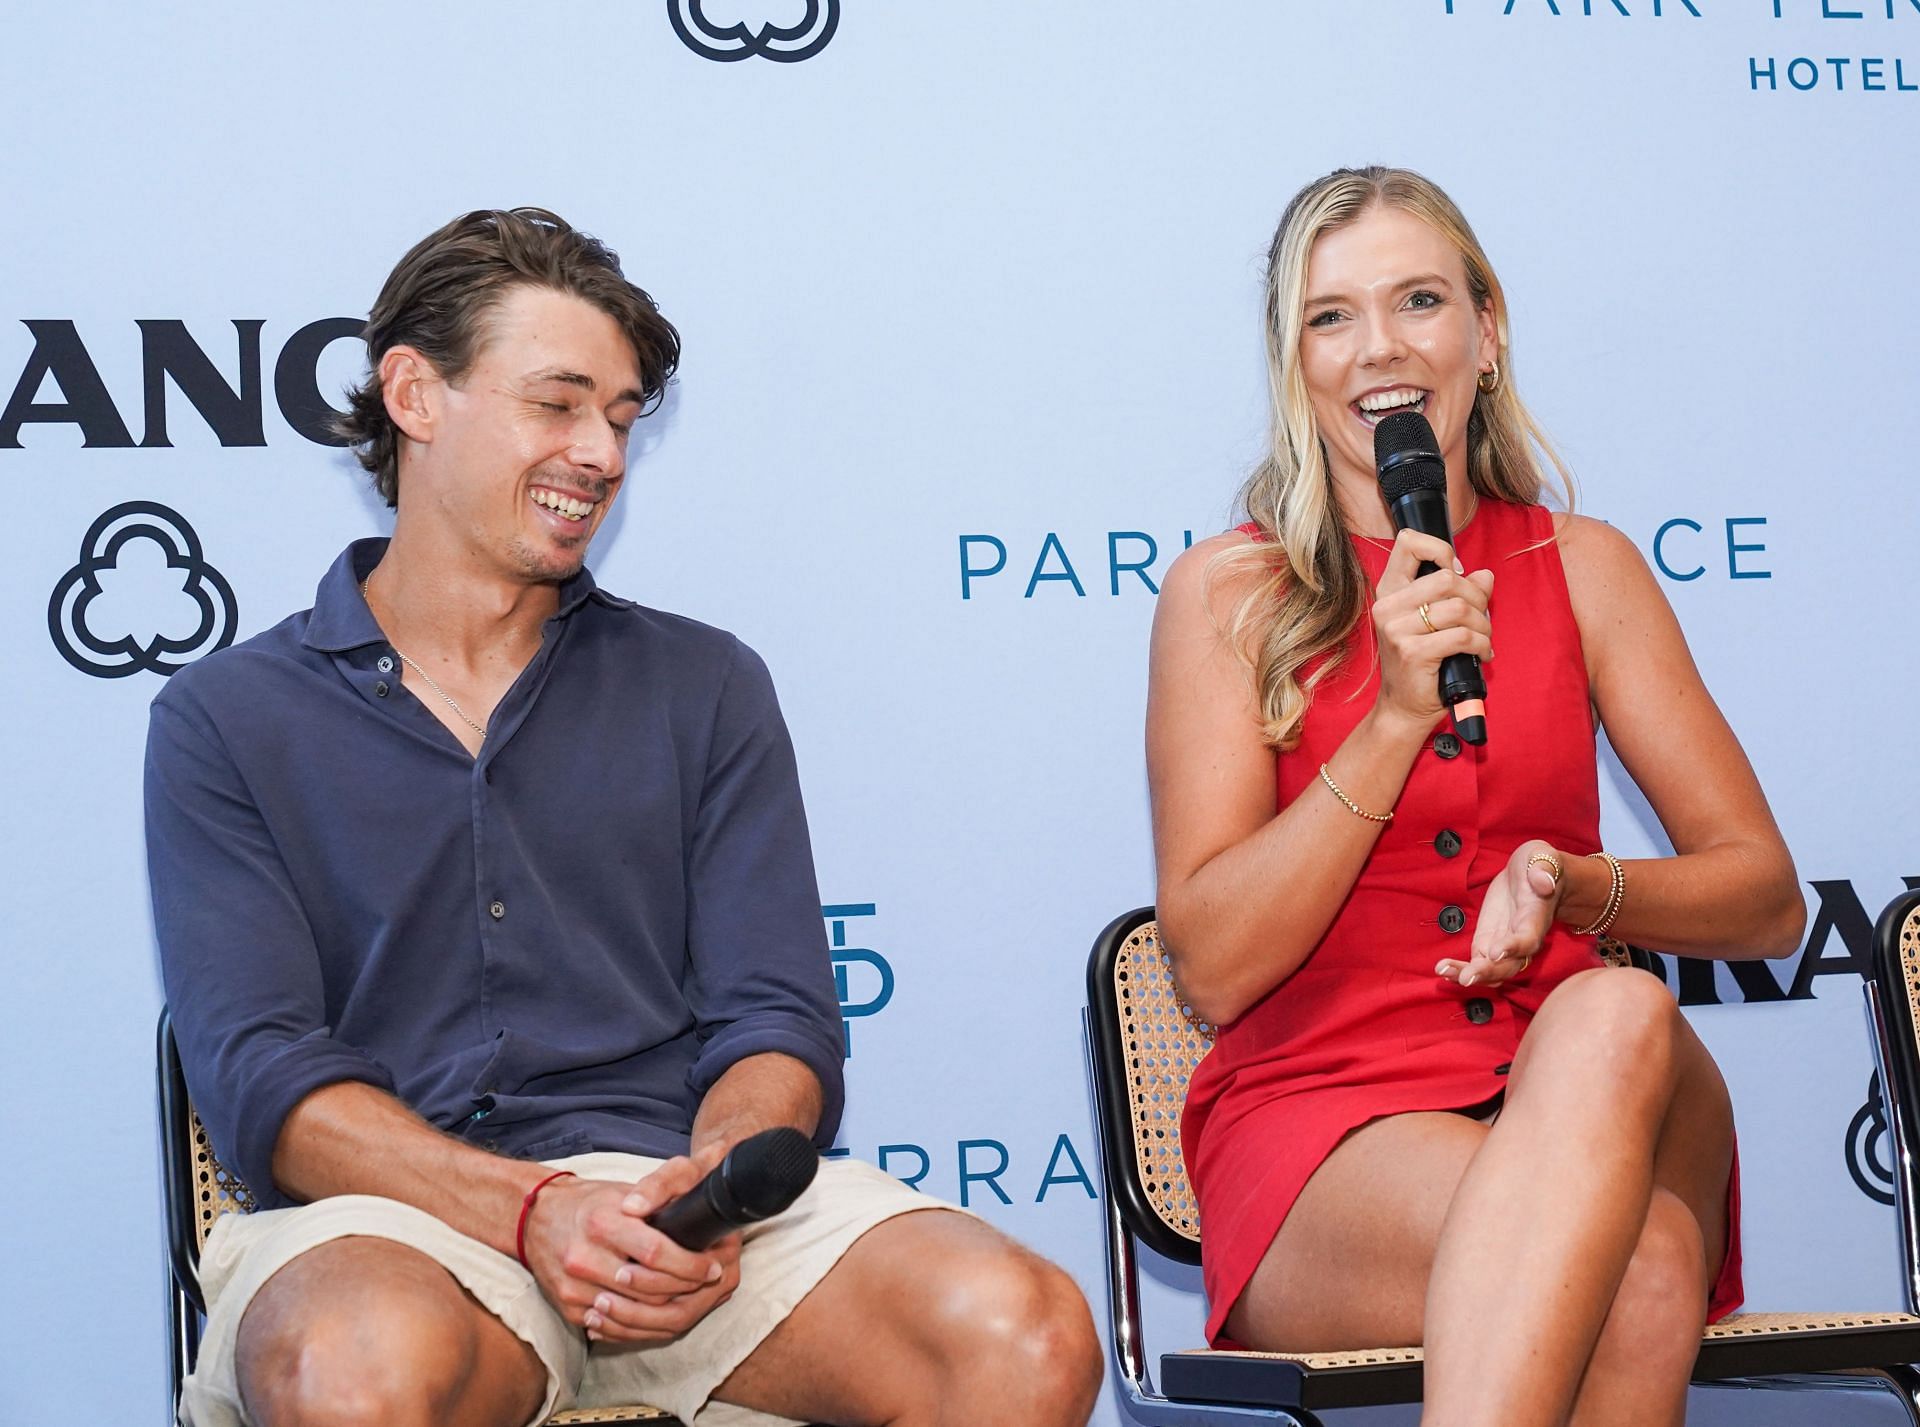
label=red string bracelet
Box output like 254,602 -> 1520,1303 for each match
515,1170 -> 576,1269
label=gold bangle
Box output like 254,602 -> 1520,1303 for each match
1319,764 -> 1393,824
1525,850 -> 1564,886
1573,851 -> 1626,937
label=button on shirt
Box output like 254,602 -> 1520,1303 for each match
146,539 -> 845,1208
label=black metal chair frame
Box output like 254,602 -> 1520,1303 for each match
1084,901 -> 1920,1426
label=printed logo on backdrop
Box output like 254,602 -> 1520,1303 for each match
1649,516 -> 1772,582
669,0 -> 839,62
1438,1 -> 1918,99
959,528 -> 1196,601
49,502 -> 236,677
0,318 -> 360,449
829,1130 -> 1099,1210
1847,1074 -> 1897,1207
823,903 -> 894,1056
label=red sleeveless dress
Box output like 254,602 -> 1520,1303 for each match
1180,498 -> 1742,1344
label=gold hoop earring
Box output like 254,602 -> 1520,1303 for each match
1477,359 -> 1501,396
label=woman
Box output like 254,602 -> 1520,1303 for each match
1145,167 -> 1804,1426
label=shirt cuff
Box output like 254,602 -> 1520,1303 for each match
225,1029 -> 397,1209
689,1017 -> 847,1149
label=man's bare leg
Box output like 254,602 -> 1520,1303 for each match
713,1210 -> 1102,1427
235,1236 -> 548,1427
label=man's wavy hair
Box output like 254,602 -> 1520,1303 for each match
336,208 -> 681,508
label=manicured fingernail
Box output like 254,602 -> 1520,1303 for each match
705,1262 -> 722,1283
623,1194 -> 647,1214
594,1293 -> 614,1315
1460,970 -> 1477,986
585,1310 -> 604,1330
615,1265 -> 634,1288
1435,960 -> 1450,975
1454,558 -> 1465,574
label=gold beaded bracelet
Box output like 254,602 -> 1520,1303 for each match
1573,850 -> 1626,937
1318,763 -> 1393,824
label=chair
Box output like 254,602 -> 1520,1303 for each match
158,1009 -> 675,1424
1083,905 -> 1920,1426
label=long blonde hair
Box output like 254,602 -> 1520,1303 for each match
1217,166 -> 1573,749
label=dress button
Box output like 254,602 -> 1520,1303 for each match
489,900 -> 506,920
373,680 -> 390,698
1435,828 -> 1463,858
1439,904 -> 1466,934
1434,732 -> 1462,760
377,655 -> 395,673
1466,998 -> 1494,1025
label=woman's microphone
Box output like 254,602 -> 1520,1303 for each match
1373,410 -> 1488,746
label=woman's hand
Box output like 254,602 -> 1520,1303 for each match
1370,529 -> 1495,732
1437,839 -> 1566,988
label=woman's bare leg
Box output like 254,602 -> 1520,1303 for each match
1224,967 -> 1734,1427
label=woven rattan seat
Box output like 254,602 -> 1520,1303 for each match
159,1013 -> 675,1424
1086,903 -> 1920,1424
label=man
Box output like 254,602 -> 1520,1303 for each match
147,208 -> 1100,1427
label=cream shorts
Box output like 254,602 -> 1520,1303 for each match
180,1152 -> 957,1427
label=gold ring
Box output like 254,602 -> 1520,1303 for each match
1418,602 -> 1437,634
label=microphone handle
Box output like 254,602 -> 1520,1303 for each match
1391,493 -> 1488,746
648,1175 -> 736,1251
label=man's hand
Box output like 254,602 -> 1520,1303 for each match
521,1159 -> 741,1345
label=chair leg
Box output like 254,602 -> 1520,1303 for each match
1877,1364 -> 1920,1426
1694,1369 -> 1920,1426
169,1281 -> 200,1412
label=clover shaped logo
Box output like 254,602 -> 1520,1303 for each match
669,0 -> 839,62
49,501 -> 237,678
1848,1072 -> 1896,1207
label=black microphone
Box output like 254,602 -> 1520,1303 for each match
1373,410 -> 1488,747
647,1126 -> 820,1250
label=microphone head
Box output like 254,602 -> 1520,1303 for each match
720,1127 -> 821,1219
1373,409 -> 1447,503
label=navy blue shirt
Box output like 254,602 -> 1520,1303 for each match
146,539 -> 844,1208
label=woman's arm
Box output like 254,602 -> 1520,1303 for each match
1148,528 -> 1494,1024
1556,514 -> 1803,960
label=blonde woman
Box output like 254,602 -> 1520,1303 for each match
1146,167 -> 1802,1425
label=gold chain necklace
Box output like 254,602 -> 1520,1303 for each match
1354,493 -> 1481,554
361,576 -> 488,741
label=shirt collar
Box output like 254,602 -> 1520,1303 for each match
301,538 -> 631,654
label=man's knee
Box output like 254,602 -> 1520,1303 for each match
237,1241 -> 528,1427
922,1243 -> 1103,1411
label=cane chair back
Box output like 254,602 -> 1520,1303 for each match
1088,910 -> 1212,1262
158,1010 -> 675,1424
1086,906 -> 1920,1422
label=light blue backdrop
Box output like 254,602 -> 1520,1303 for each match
3,3 -> 1914,1422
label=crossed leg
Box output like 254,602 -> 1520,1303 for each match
234,1207 -> 1100,1427
1224,967 -> 1733,1427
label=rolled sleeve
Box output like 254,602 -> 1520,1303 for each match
682,640 -> 846,1144
146,693 -> 395,1206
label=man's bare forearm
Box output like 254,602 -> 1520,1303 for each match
270,1081 -> 552,1257
690,1052 -> 824,1159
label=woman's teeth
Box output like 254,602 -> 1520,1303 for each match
531,489 -> 594,521
1356,389 -> 1427,427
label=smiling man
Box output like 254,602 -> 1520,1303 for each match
146,209 -> 1099,1427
